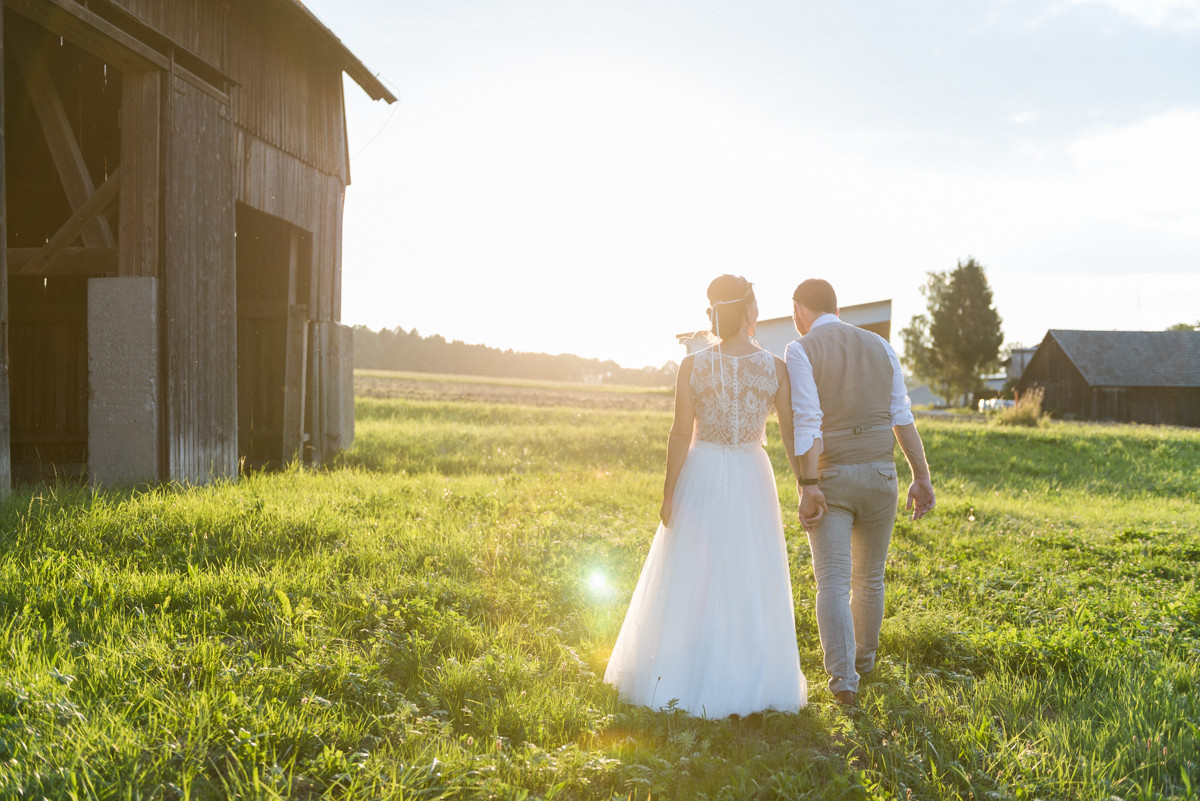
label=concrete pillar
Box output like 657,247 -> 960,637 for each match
88,277 -> 159,485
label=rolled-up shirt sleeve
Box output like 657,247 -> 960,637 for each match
785,340 -> 823,455
880,336 -> 915,427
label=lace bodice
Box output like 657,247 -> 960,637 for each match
690,348 -> 779,447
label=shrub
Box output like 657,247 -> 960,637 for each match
992,386 -> 1048,427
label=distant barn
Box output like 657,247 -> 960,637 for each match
1016,330 -> 1200,427
1,0 -> 395,489
677,299 -> 894,358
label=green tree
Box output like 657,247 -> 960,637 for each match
900,257 -> 1004,406
1167,321 -> 1199,331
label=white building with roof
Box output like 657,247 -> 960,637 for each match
676,299 -> 893,359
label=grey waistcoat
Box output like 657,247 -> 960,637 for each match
800,320 -> 895,468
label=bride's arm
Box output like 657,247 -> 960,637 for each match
660,356 -> 696,526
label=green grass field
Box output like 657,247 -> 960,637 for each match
0,374 -> 1196,799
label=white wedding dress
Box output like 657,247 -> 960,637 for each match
604,347 -> 807,717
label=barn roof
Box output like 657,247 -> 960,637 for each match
1046,329 -> 1200,388
286,0 -> 398,103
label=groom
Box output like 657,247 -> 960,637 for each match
785,278 -> 936,707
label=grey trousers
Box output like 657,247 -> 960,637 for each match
807,459 -> 899,695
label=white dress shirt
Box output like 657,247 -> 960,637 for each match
785,314 -> 915,457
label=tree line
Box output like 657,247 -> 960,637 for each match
352,326 -> 679,387
355,261 -> 1189,404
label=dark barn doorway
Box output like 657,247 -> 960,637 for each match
235,203 -> 312,469
5,22 -> 121,481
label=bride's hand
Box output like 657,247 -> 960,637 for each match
660,496 -> 673,527
798,486 -> 826,533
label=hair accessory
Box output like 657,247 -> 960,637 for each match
711,279 -> 754,307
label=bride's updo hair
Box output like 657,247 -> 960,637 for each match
706,275 -> 755,339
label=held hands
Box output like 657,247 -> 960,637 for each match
797,486 -> 827,533
906,477 -> 936,520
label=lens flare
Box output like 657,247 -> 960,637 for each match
586,570 -> 612,599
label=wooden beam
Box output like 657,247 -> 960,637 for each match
119,71 -> 160,278
7,247 -> 117,277
4,0 -> 155,72
83,0 -> 236,94
0,3 -> 13,498
4,0 -> 230,103
18,168 -> 120,276
9,26 -> 115,248
282,305 -> 309,465
287,228 -> 300,307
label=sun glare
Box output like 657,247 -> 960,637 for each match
586,569 -> 613,600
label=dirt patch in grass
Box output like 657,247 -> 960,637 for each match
354,374 -> 674,412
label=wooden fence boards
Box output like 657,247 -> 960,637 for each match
0,7 -> 12,495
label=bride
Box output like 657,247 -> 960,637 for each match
604,275 -> 808,717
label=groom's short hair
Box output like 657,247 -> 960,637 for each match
793,279 -> 837,314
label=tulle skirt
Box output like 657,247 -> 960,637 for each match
604,441 -> 807,717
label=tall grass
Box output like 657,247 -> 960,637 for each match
0,389 -> 1196,799
991,386 -> 1050,427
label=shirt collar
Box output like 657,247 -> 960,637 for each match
810,313 -> 839,331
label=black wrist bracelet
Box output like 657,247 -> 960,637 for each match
798,478 -> 818,486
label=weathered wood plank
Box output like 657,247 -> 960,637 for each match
335,322 -> 354,450
4,0 -> 156,72
282,304 -> 308,464
5,0 -> 229,102
163,73 -> 236,484
119,71 -> 161,278
7,247 -> 118,276
307,322 -> 324,463
0,5 -> 12,497
287,227 -> 300,306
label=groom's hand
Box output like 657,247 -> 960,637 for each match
906,478 -> 936,520
798,486 -> 826,533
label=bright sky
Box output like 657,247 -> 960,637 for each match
303,0 -> 1200,369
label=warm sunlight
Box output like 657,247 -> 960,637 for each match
310,0 -> 1200,370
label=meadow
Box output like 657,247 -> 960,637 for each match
0,372 -> 1196,799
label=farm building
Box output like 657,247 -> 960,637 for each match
1,0 -> 395,490
677,299 -> 893,358
1016,330 -> 1200,426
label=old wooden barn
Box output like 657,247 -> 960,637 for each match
1,0 -> 395,489
1016,329 -> 1200,427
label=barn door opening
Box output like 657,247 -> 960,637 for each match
235,204 -> 312,470
4,19 -> 121,482
9,276 -> 88,480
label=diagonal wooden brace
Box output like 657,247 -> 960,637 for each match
10,24 -> 116,248
19,168 -> 120,276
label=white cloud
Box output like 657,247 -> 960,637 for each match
1067,0 -> 1200,28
